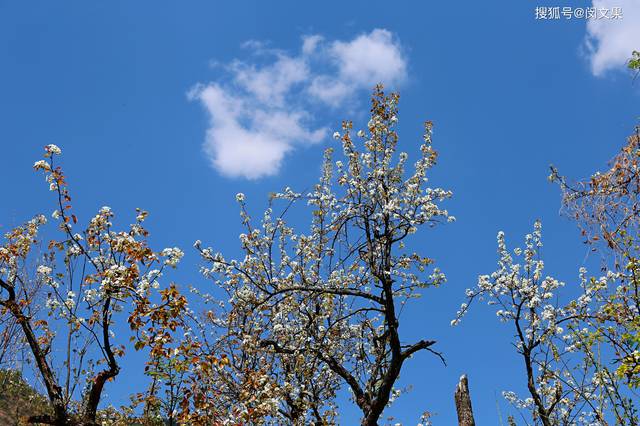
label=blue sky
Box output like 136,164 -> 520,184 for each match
1,0 -> 639,423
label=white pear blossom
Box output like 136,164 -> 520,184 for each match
45,144 -> 62,155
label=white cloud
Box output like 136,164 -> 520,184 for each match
302,35 -> 324,55
331,29 -> 407,89
190,29 -> 407,179
309,29 -> 407,107
584,0 -> 640,76
190,84 -> 325,179
231,54 -> 309,106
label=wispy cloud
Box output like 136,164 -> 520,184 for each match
189,29 -> 407,179
584,0 -> 640,76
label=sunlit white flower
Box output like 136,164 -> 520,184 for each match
37,265 -> 51,275
33,160 -> 51,171
161,247 -> 184,268
45,144 -> 62,155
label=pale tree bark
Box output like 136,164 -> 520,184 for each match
455,375 -> 475,426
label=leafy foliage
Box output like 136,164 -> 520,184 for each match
629,51 -> 640,72
552,126 -> 640,390
0,369 -> 51,425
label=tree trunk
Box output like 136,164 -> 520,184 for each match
455,375 -> 475,426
